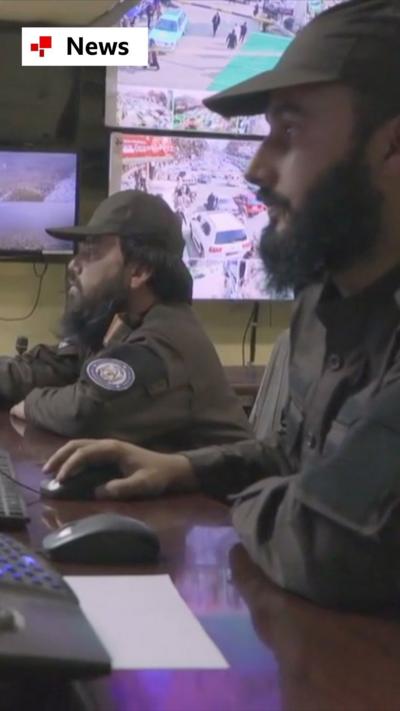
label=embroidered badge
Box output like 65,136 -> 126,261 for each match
86,358 -> 135,391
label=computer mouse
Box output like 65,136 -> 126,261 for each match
42,512 -> 160,565
40,465 -> 120,500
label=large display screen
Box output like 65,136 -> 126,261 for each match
106,0 -> 344,135
109,132 -> 292,300
0,150 -> 77,255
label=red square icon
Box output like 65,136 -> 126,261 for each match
30,35 -> 52,57
40,36 -> 52,49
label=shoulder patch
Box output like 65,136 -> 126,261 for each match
86,358 -> 135,392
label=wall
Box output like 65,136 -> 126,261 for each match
0,261 -> 291,364
0,263 -> 65,354
195,300 -> 291,365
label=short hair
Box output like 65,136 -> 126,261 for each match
120,238 -> 192,304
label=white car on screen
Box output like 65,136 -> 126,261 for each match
189,212 -> 251,259
149,8 -> 188,51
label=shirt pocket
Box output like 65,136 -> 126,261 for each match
323,394 -> 364,458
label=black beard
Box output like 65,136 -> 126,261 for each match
59,285 -> 129,351
259,148 -> 384,293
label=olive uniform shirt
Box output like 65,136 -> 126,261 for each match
186,266 -> 400,609
0,303 -> 250,448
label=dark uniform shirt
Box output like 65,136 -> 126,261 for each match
186,266 -> 400,608
0,303 -> 250,448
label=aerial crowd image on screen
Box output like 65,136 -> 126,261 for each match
0,152 -> 76,254
109,133 -> 295,300
106,0 -> 344,299
107,0 -> 345,135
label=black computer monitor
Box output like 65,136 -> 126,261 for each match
105,0 -> 345,136
109,132 -> 292,301
0,149 -> 78,258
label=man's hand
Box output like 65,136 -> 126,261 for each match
10,401 -> 26,421
43,439 -> 198,500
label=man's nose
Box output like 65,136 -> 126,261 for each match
68,255 -> 81,278
245,138 -> 278,190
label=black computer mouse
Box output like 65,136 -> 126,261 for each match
42,512 -> 160,564
40,465 -> 120,500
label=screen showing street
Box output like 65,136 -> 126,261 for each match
109,132 -> 293,300
106,0 -> 345,135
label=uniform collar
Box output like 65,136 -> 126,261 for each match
102,313 -> 142,346
316,263 -> 400,328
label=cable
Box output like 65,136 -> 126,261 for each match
0,467 -> 40,496
27,497 -> 42,508
0,465 -> 41,507
64,262 -> 69,310
0,263 -> 48,322
249,301 -> 260,364
241,301 -> 257,366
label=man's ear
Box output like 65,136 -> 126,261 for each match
129,263 -> 153,290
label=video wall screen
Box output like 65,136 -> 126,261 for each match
106,0 -> 344,135
0,151 -> 77,255
109,132 -> 292,300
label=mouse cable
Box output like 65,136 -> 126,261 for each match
0,466 -> 40,496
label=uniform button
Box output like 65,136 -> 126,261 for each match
328,353 -> 342,371
305,432 -> 317,449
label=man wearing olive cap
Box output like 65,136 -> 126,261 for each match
5,190 -> 250,448
46,0 -> 400,609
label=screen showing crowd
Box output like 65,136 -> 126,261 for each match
106,0 -> 346,135
109,132 -> 293,300
0,151 -> 76,254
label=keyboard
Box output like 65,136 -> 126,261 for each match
0,449 -> 28,529
0,533 -> 111,678
0,534 -> 71,599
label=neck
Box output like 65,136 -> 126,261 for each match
127,290 -> 158,320
333,234 -> 400,295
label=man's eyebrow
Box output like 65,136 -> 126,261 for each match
266,102 -> 304,122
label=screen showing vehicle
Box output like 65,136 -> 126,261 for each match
105,0 -> 344,135
109,132 -> 292,300
0,151 -> 77,255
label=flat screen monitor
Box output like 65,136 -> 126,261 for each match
109,132 -> 292,300
105,0 -> 344,135
0,150 -> 77,257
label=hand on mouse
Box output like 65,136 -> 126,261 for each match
43,439 -> 198,500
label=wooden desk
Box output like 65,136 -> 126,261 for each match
225,365 -> 264,396
2,413 -> 400,711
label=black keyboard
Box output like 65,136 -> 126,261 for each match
0,450 -> 28,529
0,534 -> 72,599
0,533 -> 111,679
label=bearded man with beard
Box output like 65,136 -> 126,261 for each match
45,0 -> 400,608
4,190 -> 250,448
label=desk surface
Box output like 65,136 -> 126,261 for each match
225,365 -> 264,396
2,413 -> 400,711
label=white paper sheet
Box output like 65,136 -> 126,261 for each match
65,575 -> 228,670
